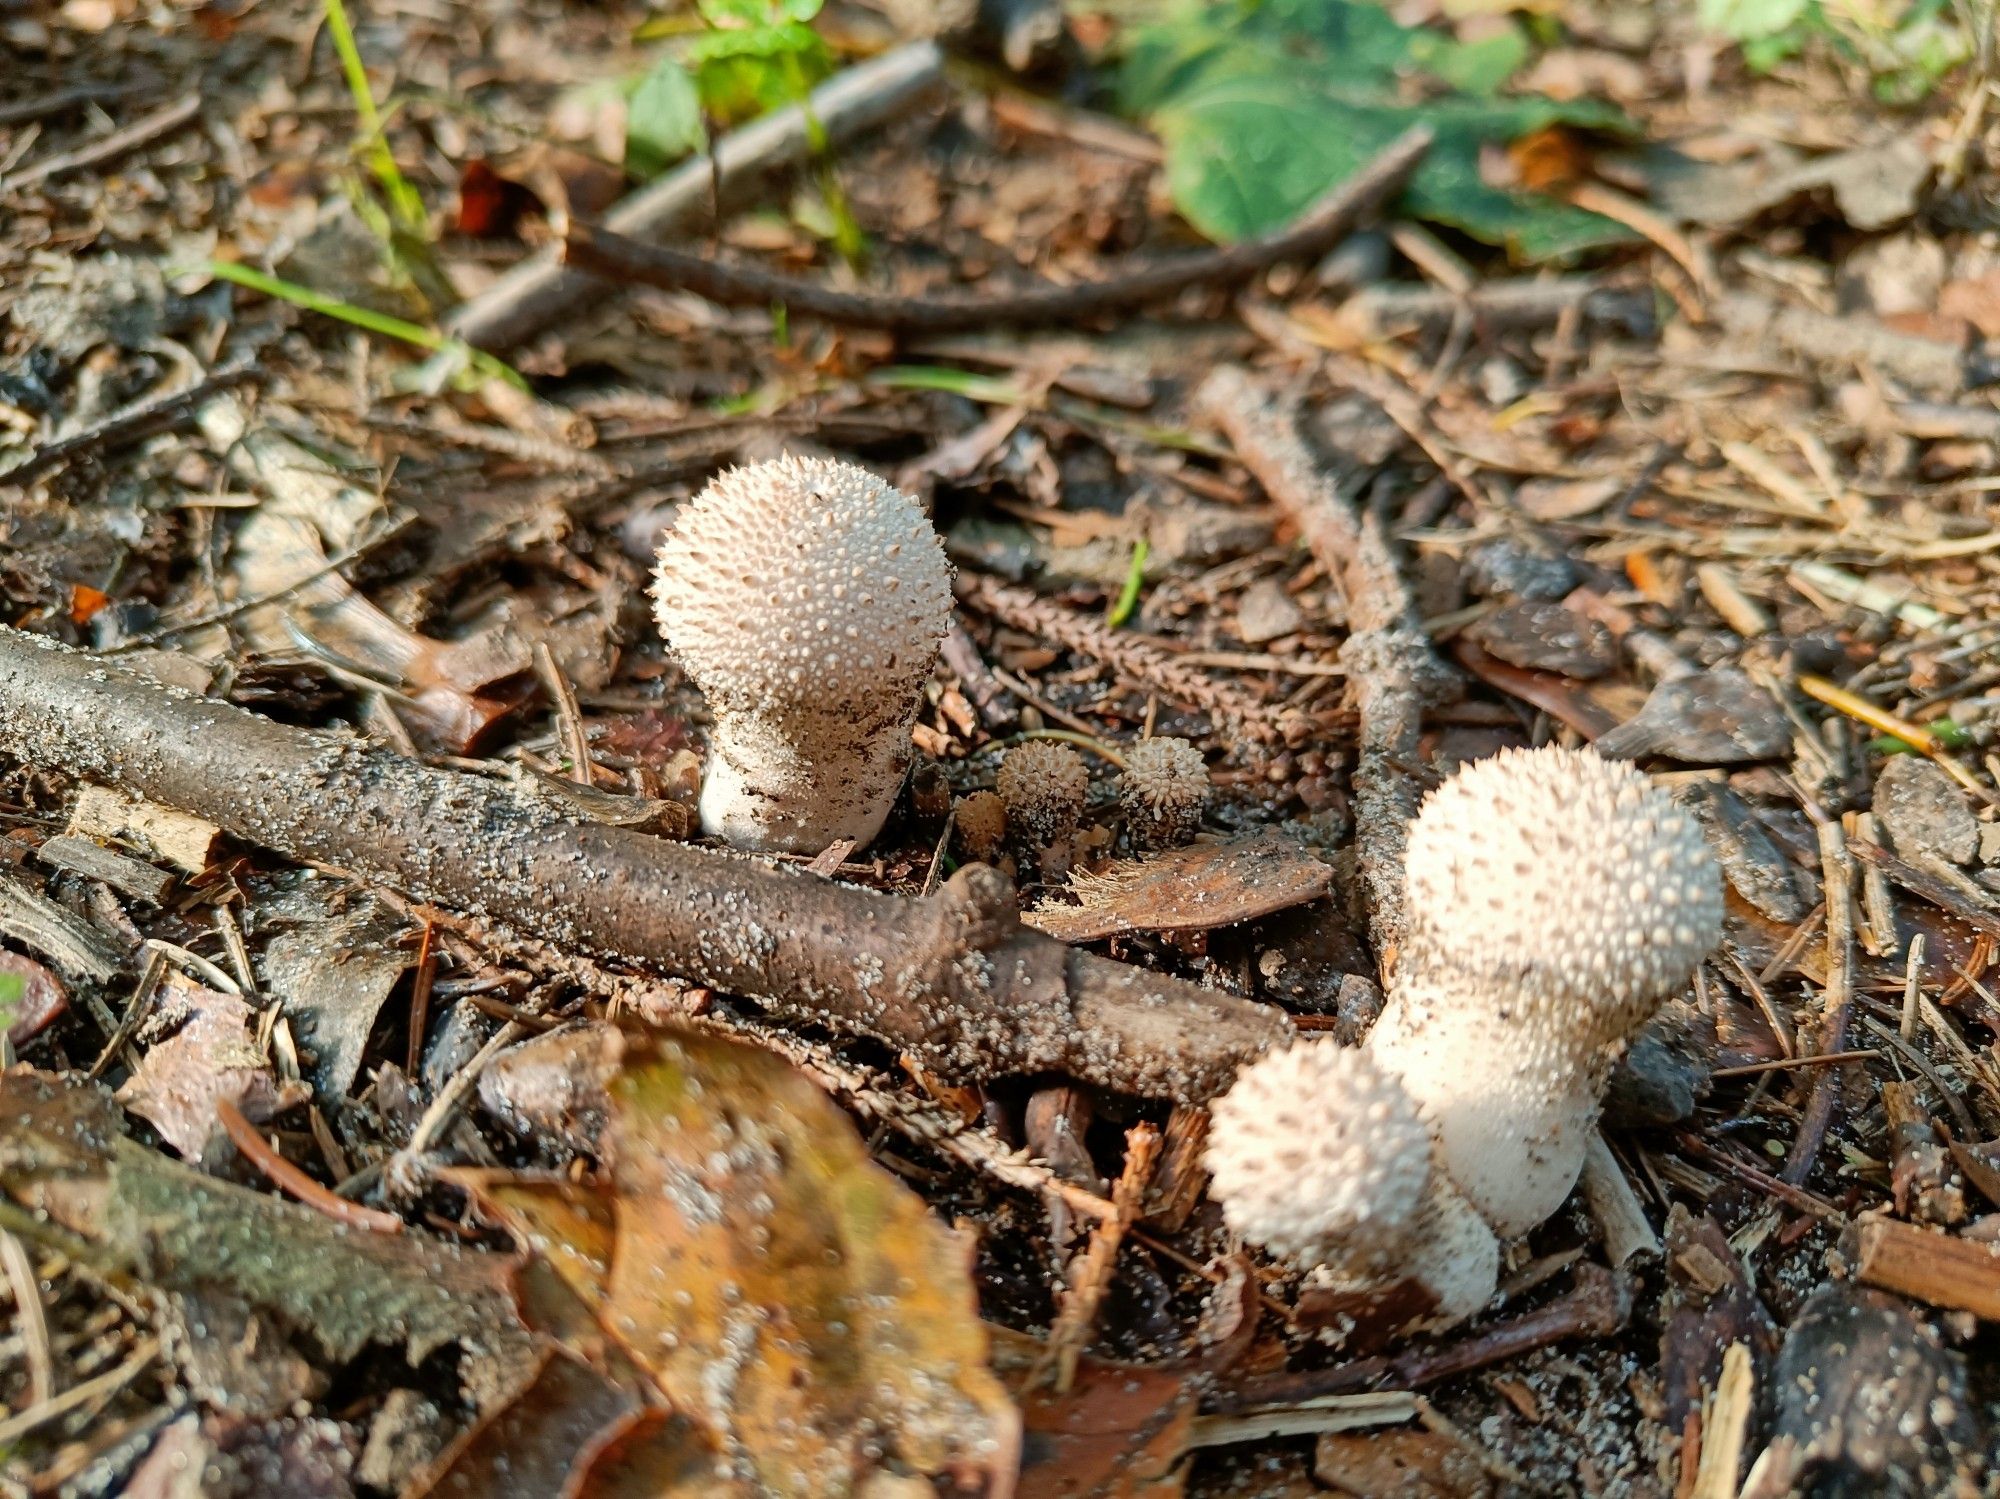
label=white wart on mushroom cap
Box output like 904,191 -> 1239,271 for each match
652,456 -> 952,854
1205,1040 -> 1496,1318
1366,746 -> 1722,1237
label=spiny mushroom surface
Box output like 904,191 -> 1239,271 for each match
1367,745 -> 1722,1237
1205,1040 -> 1496,1318
952,789 -> 1008,864
1118,735 -> 1209,850
651,456 -> 952,854
994,740 -> 1089,850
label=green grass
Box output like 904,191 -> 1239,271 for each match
208,262 -> 525,389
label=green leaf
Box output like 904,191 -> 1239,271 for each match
0,972 -> 22,1034
1123,0 -> 1634,263
1698,0 -> 1808,41
626,54 -> 706,180
686,20 -> 832,121
698,0 -> 822,23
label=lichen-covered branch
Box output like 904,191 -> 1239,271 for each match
0,629 -> 1287,1099
1195,367 -> 1456,959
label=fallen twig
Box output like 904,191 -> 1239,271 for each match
0,355 -> 265,488
0,93 -> 201,192
953,571 -> 1302,749
564,127 -> 1432,332
1207,1264 -> 1633,1412
1195,367 -> 1456,959
446,42 -> 948,351
216,1096 -> 405,1234
1781,820 -> 1857,1187
0,629 -> 1290,1098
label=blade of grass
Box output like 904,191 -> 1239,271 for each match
1106,538 -> 1149,628
322,0 -> 426,234
208,262 -> 526,390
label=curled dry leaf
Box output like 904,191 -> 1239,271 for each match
117,979 -> 306,1165
1025,833 -> 1333,944
0,949 -> 67,1045
1595,669 -> 1790,764
461,1029 -> 1020,1497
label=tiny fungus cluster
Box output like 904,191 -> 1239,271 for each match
1207,746 -> 1722,1318
651,456 -> 953,854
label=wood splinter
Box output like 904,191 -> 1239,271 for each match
0,628 -> 1290,1100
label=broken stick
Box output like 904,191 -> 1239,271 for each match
1195,367 -> 1456,959
0,629 -> 1289,1099
563,127 -> 1430,332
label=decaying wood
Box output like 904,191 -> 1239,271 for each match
68,784 -> 221,875
1195,366 -> 1456,960
1853,1219 -> 2000,1321
564,127 -> 1431,332
0,629 -> 1290,1099
446,42 -> 949,351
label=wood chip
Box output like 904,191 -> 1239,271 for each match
1853,1218 -> 2000,1321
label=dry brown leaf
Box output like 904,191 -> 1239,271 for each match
1,949 -> 67,1045
465,1030 -> 1020,1498
116,980 -> 305,1165
990,1328 -> 1194,1498
1025,834 -> 1333,943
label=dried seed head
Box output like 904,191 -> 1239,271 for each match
994,740 -> 1089,848
650,456 -> 952,853
1206,1041 -> 1432,1268
953,790 -> 1008,864
1118,736 -> 1209,850
1369,744 -> 1724,1237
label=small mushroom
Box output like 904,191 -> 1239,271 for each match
1118,736 -> 1210,850
1205,1040 -> 1497,1318
1369,746 -> 1722,1237
651,456 -> 953,853
995,740 -> 1088,853
953,789 -> 1008,864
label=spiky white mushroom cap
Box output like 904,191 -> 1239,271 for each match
995,740 -> 1089,846
1206,1041 -> 1432,1268
1120,736 -> 1209,849
652,456 -> 952,729
1401,746 -> 1721,1034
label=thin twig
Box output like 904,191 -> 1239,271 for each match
0,1336 -> 159,1446
1196,367 -> 1454,959
0,1229 -> 55,1407
564,128 -> 1432,333
1781,818 -> 1857,1187
215,1097 -> 406,1234
0,356 -> 266,487
447,42 -> 948,350
1,93 -> 200,191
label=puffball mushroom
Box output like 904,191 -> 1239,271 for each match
1119,736 -> 1209,850
994,740 -> 1089,849
1368,746 -> 1723,1238
953,789 -> 1008,864
1205,1040 -> 1498,1318
651,456 -> 952,854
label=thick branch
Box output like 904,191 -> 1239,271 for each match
1196,367 -> 1456,960
563,127 -> 1431,332
0,630 -> 1287,1099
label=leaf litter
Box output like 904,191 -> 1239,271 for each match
2,0 -> 2000,1492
